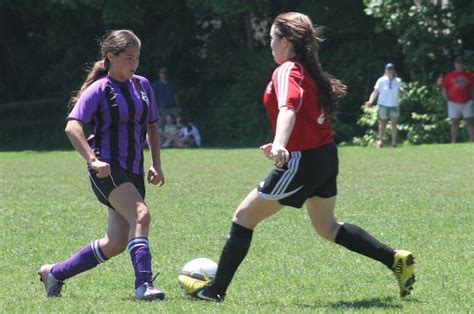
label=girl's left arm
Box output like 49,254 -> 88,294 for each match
147,122 -> 165,186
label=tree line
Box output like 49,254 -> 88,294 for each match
0,0 -> 473,149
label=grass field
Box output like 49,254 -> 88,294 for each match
1,144 -> 473,313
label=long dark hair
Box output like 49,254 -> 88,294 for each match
69,30 -> 141,109
273,12 -> 347,116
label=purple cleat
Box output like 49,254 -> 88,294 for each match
38,264 -> 64,297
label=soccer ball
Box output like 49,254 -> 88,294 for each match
180,257 -> 217,281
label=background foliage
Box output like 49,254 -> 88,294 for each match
0,0 -> 473,149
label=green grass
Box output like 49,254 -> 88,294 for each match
1,145 -> 473,313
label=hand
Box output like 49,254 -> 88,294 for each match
364,101 -> 372,108
89,159 -> 111,178
259,143 -> 273,160
269,143 -> 290,166
148,165 -> 165,187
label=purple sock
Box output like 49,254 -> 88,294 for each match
128,237 -> 153,288
51,240 -> 108,281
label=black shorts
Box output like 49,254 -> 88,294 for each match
88,163 -> 145,208
257,142 -> 338,208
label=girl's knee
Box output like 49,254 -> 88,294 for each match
101,237 -> 127,257
136,203 -> 150,227
315,220 -> 341,241
232,206 -> 256,229
232,208 -> 246,225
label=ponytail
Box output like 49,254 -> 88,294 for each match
68,59 -> 108,110
301,27 -> 347,117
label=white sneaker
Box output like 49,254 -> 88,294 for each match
38,264 -> 64,297
134,282 -> 165,301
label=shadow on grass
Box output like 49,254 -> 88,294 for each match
326,296 -> 403,309
230,300 -> 320,310
232,296 -> 411,310
116,294 -> 423,311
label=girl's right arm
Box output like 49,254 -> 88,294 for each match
65,120 -> 110,178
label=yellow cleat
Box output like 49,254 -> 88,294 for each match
178,275 -> 222,301
392,250 -> 416,297
178,275 -> 209,295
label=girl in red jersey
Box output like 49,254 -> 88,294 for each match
179,12 -> 416,301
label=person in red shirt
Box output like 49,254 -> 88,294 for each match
179,12 -> 415,301
442,57 -> 474,143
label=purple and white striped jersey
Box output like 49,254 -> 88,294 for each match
67,74 -> 159,175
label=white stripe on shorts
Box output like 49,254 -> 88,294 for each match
259,185 -> 304,201
270,151 -> 302,196
109,173 -> 118,187
87,171 -> 108,201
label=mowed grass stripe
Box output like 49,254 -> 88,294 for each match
0,144 -> 473,312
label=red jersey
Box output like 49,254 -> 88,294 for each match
263,57 -> 333,152
442,70 -> 474,104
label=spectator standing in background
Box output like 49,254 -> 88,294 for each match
442,57 -> 474,143
152,67 -> 179,127
365,63 -> 404,149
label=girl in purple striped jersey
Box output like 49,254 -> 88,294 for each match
39,30 -> 166,301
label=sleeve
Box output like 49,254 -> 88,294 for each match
272,62 -> 304,111
143,79 -> 160,124
374,77 -> 382,91
67,83 -> 102,125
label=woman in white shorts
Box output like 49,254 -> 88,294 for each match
442,57 -> 474,143
365,63 -> 404,148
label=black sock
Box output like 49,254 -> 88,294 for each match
209,222 -> 253,296
335,223 -> 395,268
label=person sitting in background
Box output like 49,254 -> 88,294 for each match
442,57 -> 474,143
152,67 -> 179,128
173,117 -> 202,148
160,114 -> 180,148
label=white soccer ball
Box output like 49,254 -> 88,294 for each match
180,257 -> 217,281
